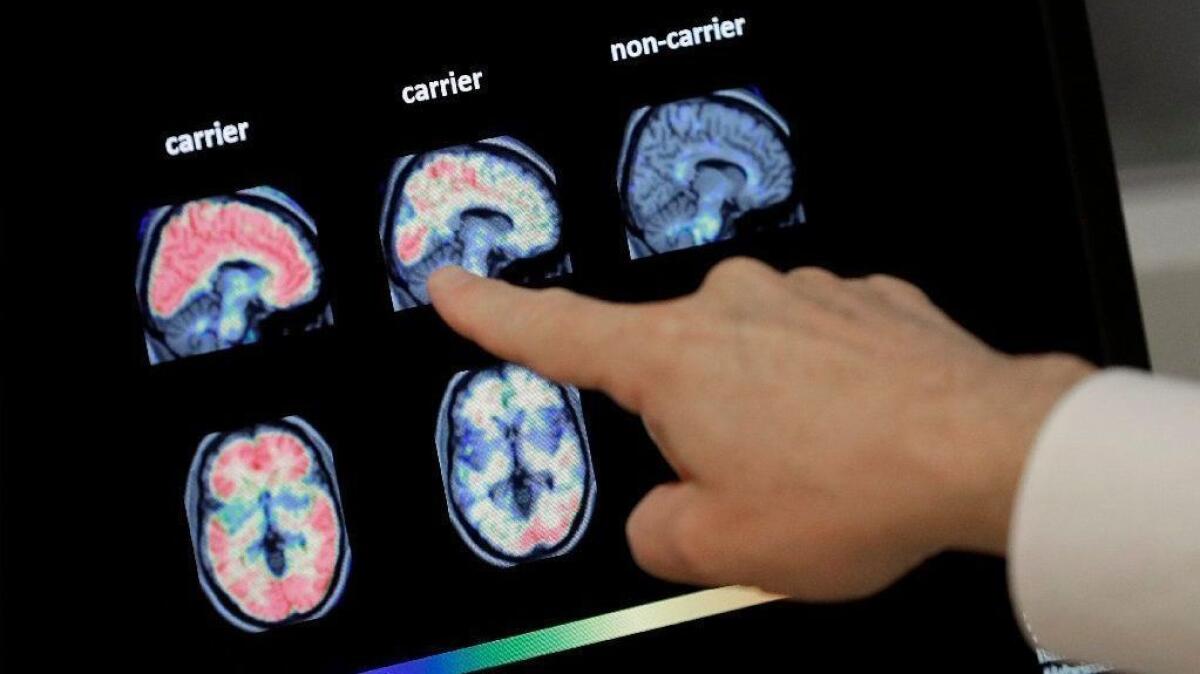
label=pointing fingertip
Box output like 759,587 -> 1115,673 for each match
428,265 -> 475,300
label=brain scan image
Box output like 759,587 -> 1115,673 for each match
184,417 -> 350,632
135,186 -> 332,365
436,364 -> 596,567
617,87 -> 805,259
380,137 -> 571,311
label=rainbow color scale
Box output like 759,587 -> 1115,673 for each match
361,586 -> 781,674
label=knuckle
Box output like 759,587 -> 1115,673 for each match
863,273 -> 904,290
865,274 -> 929,302
704,257 -> 776,289
787,266 -> 839,285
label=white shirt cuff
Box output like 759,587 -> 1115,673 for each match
1009,368 -> 1200,674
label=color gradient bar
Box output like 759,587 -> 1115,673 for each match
361,586 -> 782,674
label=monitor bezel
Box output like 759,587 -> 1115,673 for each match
1040,0 -> 1150,369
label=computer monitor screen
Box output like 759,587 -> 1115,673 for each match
0,4 -> 1143,673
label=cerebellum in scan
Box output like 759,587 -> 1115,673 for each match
617,87 -> 805,259
380,137 -> 571,310
436,364 -> 596,567
184,417 -> 351,632
135,186 -> 332,365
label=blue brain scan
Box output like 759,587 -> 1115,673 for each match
436,364 -> 596,567
380,136 -> 571,311
617,87 -> 805,259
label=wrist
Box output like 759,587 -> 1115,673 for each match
951,353 -> 1096,556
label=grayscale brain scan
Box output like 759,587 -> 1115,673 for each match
617,87 -> 805,259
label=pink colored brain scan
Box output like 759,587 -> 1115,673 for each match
436,364 -> 596,567
135,186 -> 332,365
380,137 -> 570,310
184,417 -> 350,632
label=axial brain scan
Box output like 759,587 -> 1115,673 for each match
436,364 -> 595,567
135,186 -> 332,365
380,137 -> 570,310
617,87 -> 805,259
184,417 -> 350,632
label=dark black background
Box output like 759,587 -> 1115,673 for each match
0,3 -> 1145,672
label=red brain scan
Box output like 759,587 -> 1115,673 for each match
184,417 -> 350,632
135,186 -> 332,364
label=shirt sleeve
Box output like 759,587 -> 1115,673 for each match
1009,368 -> 1200,674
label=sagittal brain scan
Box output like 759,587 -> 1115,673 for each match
436,364 -> 595,567
135,186 -> 332,365
617,87 -> 805,259
184,417 -> 350,632
380,137 -> 570,310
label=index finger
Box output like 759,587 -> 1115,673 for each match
428,266 -> 661,411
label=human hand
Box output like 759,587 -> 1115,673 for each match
427,259 -> 1094,600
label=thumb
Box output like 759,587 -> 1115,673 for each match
626,482 -> 734,587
